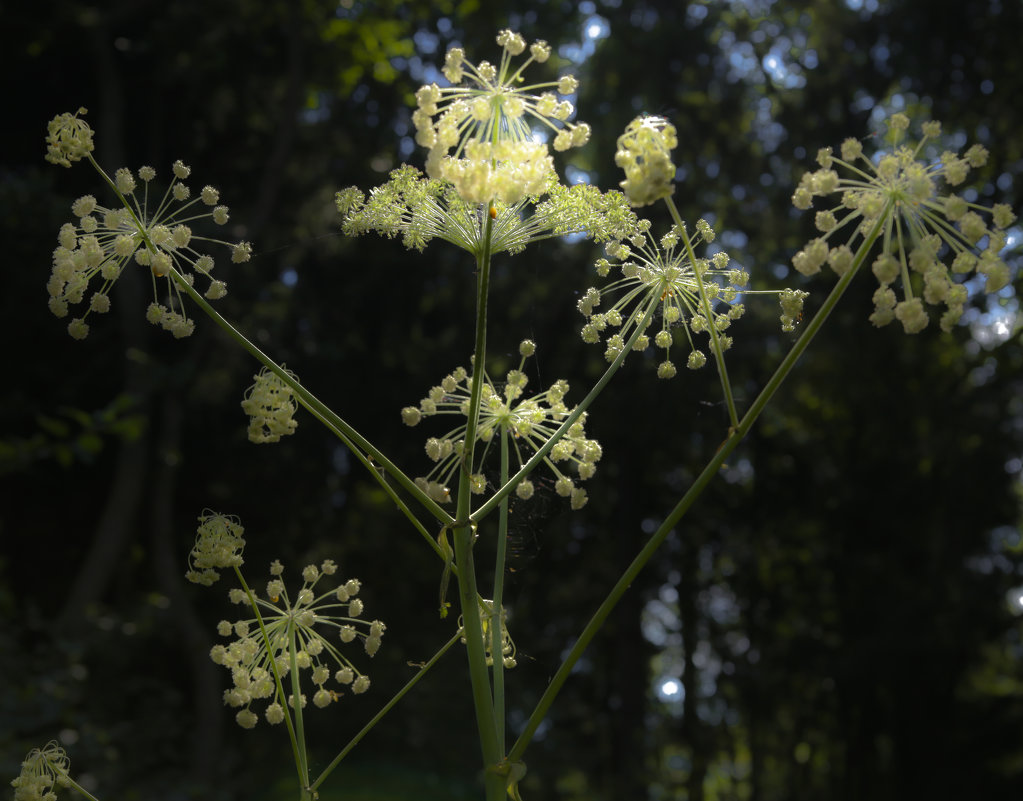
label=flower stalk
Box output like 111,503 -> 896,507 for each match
169,267 -> 453,527
508,207 -> 890,765
451,210 -> 505,798
665,196 -> 739,427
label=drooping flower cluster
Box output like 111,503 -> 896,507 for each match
337,164 -> 637,257
791,113 -> 1017,333
240,366 -> 300,444
778,288 -> 810,332
413,29 -> 590,204
11,742 -> 72,801
44,110 -> 252,340
462,598 -> 517,669
45,108 -> 94,168
401,341 -> 600,510
185,510 -> 247,586
615,115 -> 678,207
212,559 -> 384,729
579,218 -> 757,377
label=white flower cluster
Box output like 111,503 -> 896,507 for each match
240,366 -> 300,444
45,154 -> 249,339
412,29 -> 590,205
615,115 -> 678,207
792,113 -> 1016,333
580,219 -> 745,377
213,558 -> 384,729
401,342 -> 600,510
11,742 -> 72,801
185,510 -> 246,586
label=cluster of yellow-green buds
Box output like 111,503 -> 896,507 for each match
579,218 -> 746,377
185,510 -> 246,587
791,113 -> 1016,333
11,742 -> 73,801
337,163 -> 639,260
212,558 -> 384,728
185,512 -> 383,728
401,341 -> 600,510
412,29 -> 589,205
240,366 -> 300,444
44,108 -> 251,339
615,115 -> 678,207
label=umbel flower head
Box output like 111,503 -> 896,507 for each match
337,164 -> 638,257
240,366 -> 300,444
185,510 -> 246,586
44,109 -> 252,340
212,558 -> 384,728
401,340 -> 600,510
45,107 -> 94,167
11,742 -> 72,801
615,115 -> 679,207
791,113 -> 1017,333
413,29 -> 590,204
579,218 -> 755,377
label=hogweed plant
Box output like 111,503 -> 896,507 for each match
20,27 -> 1018,801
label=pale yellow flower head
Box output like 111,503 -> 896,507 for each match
615,115 -> 678,207
413,29 -> 590,204
792,113 -> 1017,334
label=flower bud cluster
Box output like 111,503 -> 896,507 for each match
791,113 -> 1017,333
412,29 -> 590,204
615,115 -> 678,207
778,288 -> 810,332
211,558 -> 384,729
11,742 -> 72,801
401,343 -> 600,510
185,510 -> 246,586
44,108 -> 94,167
337,164 -> 638,258
579,218 -> 747,376
44,116 -> 252,339
240,366 -> 300,444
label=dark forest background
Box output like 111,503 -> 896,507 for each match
3,1 -> 1023,799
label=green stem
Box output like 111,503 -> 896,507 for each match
298,398 -> 449,562
88,155 -> 447,530
51,773 -> 103,801
452,210 -> 504,801
665,197 -> 739,429
491,428 -> 512,753
169,269 -> 453,528
287,624 -> 310,788
507,210 -> 889,765
232,566 -> 305,788
309,629 -> 464,793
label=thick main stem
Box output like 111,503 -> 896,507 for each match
453,210 -> 505,801
491,430 -> 512,753
508,210 -> 889,764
